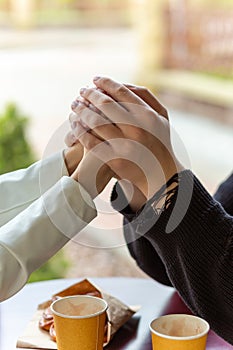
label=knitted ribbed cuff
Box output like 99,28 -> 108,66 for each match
145,171 -> 232,268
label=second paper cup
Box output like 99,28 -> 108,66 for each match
150,314 -> 209,350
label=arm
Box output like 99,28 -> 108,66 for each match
111,180 -> 172,287
106,83 -> 172,285
133,170 -> 233,345
0,176 -> 96,301
68,78 -> 181,287
112,171 -> 233,288
113,169 -> 233,343
0,144 -> 83,227
0,143 -> 111,301
68,77 -> 233,344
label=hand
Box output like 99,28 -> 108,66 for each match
65,113 -> 113,198
70,77 -> 183,200
124,83 -> 168,121
117,83 -> 170,209
71,148 -> 114,199
67,83 -> 170,210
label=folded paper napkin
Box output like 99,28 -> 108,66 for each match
17,279 -> 138,349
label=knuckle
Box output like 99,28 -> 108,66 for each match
73,124 -> 84,139
115,85 -> 127,97
91,118 -> 101,129
84,137 -> 94,150
94,117 -> 106,128
101,77 -> 112,86
84,88 -> 93,98
89,103 -> 99,114
79,107 -> 91,121
64,132 -> 75,147
75,103 -> 85,115
100,95 -> 112,105
85,135 -> 99,150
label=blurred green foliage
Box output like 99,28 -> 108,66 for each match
28,250 -> 70,283
0,103 -> 70,282
0,103 -> 35,175
0,0 -> 130,27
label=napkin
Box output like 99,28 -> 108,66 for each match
17,279 -> 138,349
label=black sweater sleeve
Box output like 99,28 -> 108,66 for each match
214,172 -> 233,216
111,181 -> 173,287
111,170 -> 233,344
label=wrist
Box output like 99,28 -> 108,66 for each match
150,173 -> 180,215
135,156 -> 184,200
72,163 -> 112,199
118,180 -> 147,212
64,144 -> 83,175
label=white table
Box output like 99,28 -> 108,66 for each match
0,277 -> 232,350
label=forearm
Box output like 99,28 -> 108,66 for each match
0,151 -> 68,227
140,171 -> 233,344
111,181 -> 172,287
115,169 -> 233,343
124,220 -> 173,287
0,176 -> 96,301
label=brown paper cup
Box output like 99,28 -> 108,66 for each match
51,295 -> 108,350
150,314 -> 209,350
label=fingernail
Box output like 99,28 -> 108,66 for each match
71,121 -> 77,129
80,87 -> 87,95
93,76 -> 101,82
71,101 -> 79,109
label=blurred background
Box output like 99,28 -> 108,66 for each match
0,0 -> 232,282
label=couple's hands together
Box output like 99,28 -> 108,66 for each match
64,77 -> 183,208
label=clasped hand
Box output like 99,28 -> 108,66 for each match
65,77 -> 183,207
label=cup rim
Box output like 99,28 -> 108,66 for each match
51,295 -> 108,319
150,314 -> 210,341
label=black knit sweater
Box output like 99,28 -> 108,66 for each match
111,170 -> 233,344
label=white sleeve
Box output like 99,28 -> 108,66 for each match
0,151 -> 67,227
0,176 -> 96,302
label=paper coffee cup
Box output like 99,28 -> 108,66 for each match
150,314 -> 209,350
51,295 -> 108,350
